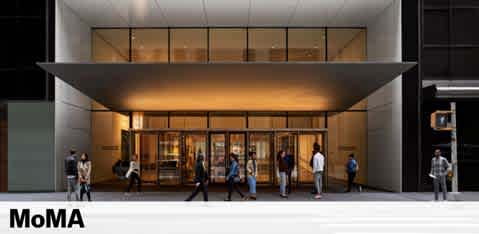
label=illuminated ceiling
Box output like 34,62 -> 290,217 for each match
38,62 -> 415,111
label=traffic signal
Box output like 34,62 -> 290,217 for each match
430,111 -> 452,131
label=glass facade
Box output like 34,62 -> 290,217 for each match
92,28 -> 366,62
92,29 -> 129,62
131,29 -> 168,62
209,29 -> 247,61
170,29 -> 207,62
327,29 -> 366,61
248,29 -> 286,61
288,29 -> 326,61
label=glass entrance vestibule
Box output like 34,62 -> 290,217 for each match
130,129 -> 326,187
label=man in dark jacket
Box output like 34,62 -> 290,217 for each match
185,154 -> 209,201
65,149 -> 79,201
284,150 -> 295,194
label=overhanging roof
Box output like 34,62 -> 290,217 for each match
38,62 -> 416,111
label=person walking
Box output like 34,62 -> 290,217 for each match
309,142 -> 320,194
125,154 -> 141,194
245,152 -> 258,200
225,153 -> 245,201
285,150 -> 295,194
185,154 -> 209,201
312,144 -> 325,199
78,153 -> 92,201
65,149 -> 79,201
430,149 -> 450,201
346,153 -> 359,193
277,150 -> 288,198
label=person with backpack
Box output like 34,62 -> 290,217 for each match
185,154 -> 209,201
78,153 -> 92,201
225,153 -> 245,201
346,153 -> 359,192
65,149 -> 79,201
430,149 -> 450,201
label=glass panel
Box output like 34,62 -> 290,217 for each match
288,116 -> 313,128
275,133 -> 297,185
327,29 -> 366,61
298,134 -> 323,183
170,116 -> 207,128
92,29 -> 129,62
248,116 -> 286,128
230,133 -> 246,180
424,11 -> 449,45
288,29 -> 326,61
142,115 -> 168,128
209,29 -> 247,61
248,29 -> 286,61
170,29 -> 207,62
158,133 -> 181,185
209,116 -> 246,129
452,8 -> 479,45
249,133 -> 272,184
210,134 -> 226,183
184,134 -> 207,184
139,134 -> 158,183
131,29 -> 168,62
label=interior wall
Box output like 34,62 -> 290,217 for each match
327,101 -> 368,185
8,103 -> 55,191
55,0 -> 92,191
91,111 -> 129,183
366,0 -> 402,192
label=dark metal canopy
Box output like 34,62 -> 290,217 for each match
38,62 -> 416,111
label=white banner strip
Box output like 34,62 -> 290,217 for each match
1,202 -> 478,234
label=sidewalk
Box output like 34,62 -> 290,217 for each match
1,191 -> 478,202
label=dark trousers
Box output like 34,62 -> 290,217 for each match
127,172 -> 141,192
79,183 -> 91,201
347,172 -> 356,192
186,182 -> 208,201
287,169 -> 293,194
227,178 -> 244,199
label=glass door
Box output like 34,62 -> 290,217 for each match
138,133 -> 158,184
297,133 -> 324,184
229,133 -> 246,181
158,132 -> 181,185
183,133 -> 207,184
275,132 -> 297,185
210,133 -> 226,183
248,133 -> 273,184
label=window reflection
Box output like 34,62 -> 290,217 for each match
327,29 -> 366,61
248,29 -> 286,61
170,29 -> 207,62
209,29 -> 247,62
132,29 -> 168,62
92,29 -> 129,62
288,29 -> 326,61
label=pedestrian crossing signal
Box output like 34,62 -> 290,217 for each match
430,111 -> 453,131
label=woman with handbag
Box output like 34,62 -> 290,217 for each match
225,153 -> 245,201
77,153 -> 92,201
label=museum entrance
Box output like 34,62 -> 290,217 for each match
132,129 -> 326,187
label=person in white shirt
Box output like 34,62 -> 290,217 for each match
312,144 -> 325,199
125,154 -> 141,194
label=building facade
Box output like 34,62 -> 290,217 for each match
2,0 -> 475,193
